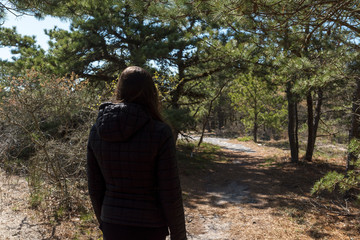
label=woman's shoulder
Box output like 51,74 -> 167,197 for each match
152,120 -> 174,139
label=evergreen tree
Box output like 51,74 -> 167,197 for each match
0,26 -> 46,76
229,70 -> 286,142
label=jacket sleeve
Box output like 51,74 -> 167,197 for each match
157,125 -> 187,240
86,127 -> 106,226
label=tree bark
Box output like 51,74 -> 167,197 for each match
313,89 -> 323,143
287,81 -> 299,163
305,91 -> 314,161
347,77 -> 360,171
305,89 -> 323,161
198,100 -> 215,147
295,97 -> 299,154
170,58 -> 186,142
253,108 -> 258,143
283,22 -> 299,163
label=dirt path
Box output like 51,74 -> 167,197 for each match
195,136 -> 255,153
0,169 -> 44,240
180,138 -> 360,240
181,149 -> 309,240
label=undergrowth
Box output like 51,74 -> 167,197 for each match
176,140 -> 222,174
0,71 -> 109,226
237,136 -> 252,142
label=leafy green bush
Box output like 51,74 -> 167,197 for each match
311,139 -> 360,201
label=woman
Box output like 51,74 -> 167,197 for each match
87,66 -> 186,240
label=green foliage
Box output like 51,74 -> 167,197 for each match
153,72 -> 180,103
44,2 -> 209,81
229,70 -> 287,139
311,134 -> 360,199
349,138 -> 360,160
237,136 -> 252,142
153,71 -> 197,132
311,171 -> 345,194
0,26 -> 46,76
312,139 -> 360,198
80,211 -> 95,222
6,0 -> 97,18
176,140 -> 221,173
3,1 -> 259,138
163,107 -> 194,132
29,191 -> 44,209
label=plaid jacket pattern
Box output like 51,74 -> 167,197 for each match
87,102 -> 186,240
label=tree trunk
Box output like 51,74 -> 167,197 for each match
287,81 -> 299,163
171,61 -> 186,142
218,108 -> 225,130
198,81 -> 230,146
313,89 -> 323,142
295,99 -> 299,154
305,89 -> 323,161
253,111 -> 258,143
305,92 -> 314,161
347,77 -> 360,171
282,23 -> 299,163
198,100 -> 215,147
198,116 -> 209,147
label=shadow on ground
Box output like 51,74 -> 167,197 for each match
177,143 -> 359,239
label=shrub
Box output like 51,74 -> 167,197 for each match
237,136 -> 252,142
0,71 -> 100,217
311,139 -> 360,201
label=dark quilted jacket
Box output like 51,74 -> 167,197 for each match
87,102 -> 186,240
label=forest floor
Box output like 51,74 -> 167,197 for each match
179,137 -> 360,240
0,136 -> 359,239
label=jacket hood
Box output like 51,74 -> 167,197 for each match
95,102 -> 150,142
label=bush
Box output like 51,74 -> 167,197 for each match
311,138 -> 360,201
0,71 -> 100,217
237,136 -> 253,142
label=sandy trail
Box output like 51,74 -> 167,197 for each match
180,138 -> 314,240
0,169 -> 44,240
187,136 -> 255,153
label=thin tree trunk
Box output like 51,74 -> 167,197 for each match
305,91 -> 315,161
305,89 -> 323,161
295,99 -> 299,155
287,81 -> 299,163
171,61 -> 186,142
198,81 -> 229,147
283,23 -> 298,163
313,89 -> 323,141
253,111 -> 258,143
198,115 -> 210,147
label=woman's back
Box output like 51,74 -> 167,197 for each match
88,102 -> 179,227
87,66 -> 186,240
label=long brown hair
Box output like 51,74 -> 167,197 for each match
114,66 -> 163,122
